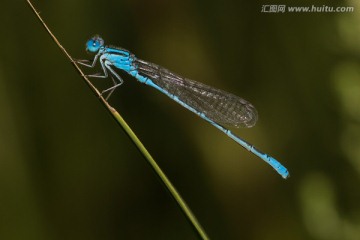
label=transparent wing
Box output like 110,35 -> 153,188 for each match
135,59 -> 258,128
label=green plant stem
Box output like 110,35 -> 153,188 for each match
26,1 -> 210,239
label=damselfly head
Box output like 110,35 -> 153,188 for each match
86,35 -> 104,53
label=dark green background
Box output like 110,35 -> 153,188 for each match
1,0 -> 359,239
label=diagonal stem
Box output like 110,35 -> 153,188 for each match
26,1 -> 210,239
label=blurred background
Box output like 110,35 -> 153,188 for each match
0,0 -> 359,239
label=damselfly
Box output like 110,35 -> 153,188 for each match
77,35 -> 289,179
